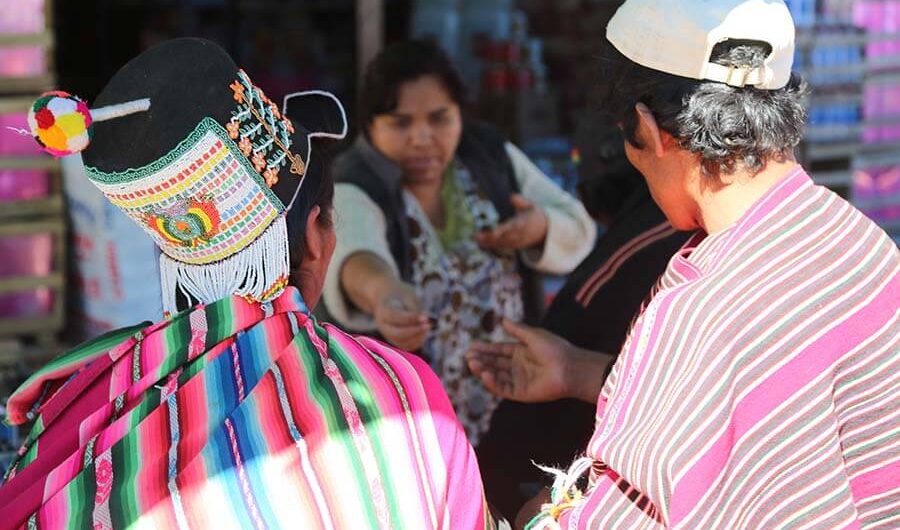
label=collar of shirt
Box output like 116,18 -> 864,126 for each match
355,135 -> 404,190
667,166 -> 811,284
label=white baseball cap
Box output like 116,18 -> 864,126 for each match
606,0 -> 795,90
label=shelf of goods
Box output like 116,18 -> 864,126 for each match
0,0 -> 66,474
0,0 -> 66,346
794,16 -> 900,243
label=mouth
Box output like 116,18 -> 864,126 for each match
404,156 -> 441,172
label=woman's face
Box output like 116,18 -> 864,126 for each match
368,75 -> 463,186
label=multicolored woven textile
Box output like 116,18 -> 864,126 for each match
0,287 -> 496,530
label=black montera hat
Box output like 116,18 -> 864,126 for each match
30,38 -> 347,314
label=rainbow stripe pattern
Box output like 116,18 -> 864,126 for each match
0,287 -> 497,529
146,197 -> 222,248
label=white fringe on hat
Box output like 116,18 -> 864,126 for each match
159,215 -> 290,315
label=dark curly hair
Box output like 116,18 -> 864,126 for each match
596,39 -> 809,183
358,40 -> 468,135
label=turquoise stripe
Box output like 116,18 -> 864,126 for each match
229,402 -> 280,526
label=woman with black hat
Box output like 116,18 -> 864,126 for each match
0,39 -> 499,530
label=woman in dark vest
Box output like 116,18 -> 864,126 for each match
322,41 -> 596,446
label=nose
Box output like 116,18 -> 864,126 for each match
409,122 -> 432,147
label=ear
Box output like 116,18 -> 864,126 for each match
634,102 -> 669,158
303,205 -> 326,261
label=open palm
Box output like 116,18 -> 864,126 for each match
466,319 -> 571,403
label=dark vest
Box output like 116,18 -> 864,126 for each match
331,120 -> 544,325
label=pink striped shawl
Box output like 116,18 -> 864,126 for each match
548,168 -> 900,530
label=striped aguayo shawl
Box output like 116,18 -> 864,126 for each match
539,168 -> 900,530
0,287 -> 495,529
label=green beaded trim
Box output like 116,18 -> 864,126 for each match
84,117 -> 285,212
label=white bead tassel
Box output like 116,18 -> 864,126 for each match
160,216 -> 290,315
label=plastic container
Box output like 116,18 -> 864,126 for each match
0,0 -> 47,77
411,0 -> 461,60
460,0 -> 514,93
0,112 -> 50,202
853,165 -> 900,227
0,0 -> 44,33
0,233 -> 54,318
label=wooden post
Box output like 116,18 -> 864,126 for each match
356,0 -> 384,85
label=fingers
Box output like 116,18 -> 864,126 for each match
475,216 -> 525,250
373,281 -> 431,351
510,193 -> 535,212
383,322 -> 430,352
394,288 -> 424,313
377,301 -> 430,352
475,197 -> 546,251
467,347 -> 514,373
469,359 -> 516,400
468,340 -> 517,359
381,304 -> 428,327
500,318 -> 538,344
466,343 -> 518,399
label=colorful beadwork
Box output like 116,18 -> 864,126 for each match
227,70 -> 305,188
64,68 -> 322,313
27,91 -> 93,157
145,196 -> 221,248
86,117 -> 284,266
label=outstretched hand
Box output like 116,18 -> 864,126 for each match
373,280 -> 431,352
466,319 -> 574,403
466,319 -> 613,404
474,194 -> 548,252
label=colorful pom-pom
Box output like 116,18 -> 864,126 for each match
27,91 -> 93,157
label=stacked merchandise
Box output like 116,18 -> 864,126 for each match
411,0 -> 557,144
787,0 -> 900,243
0,0 -> 63,475
797,26 -> 865,147
791,0 -> 866,165
851,1 -> 900,242
0,0 -> 65,345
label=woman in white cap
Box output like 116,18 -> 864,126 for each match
469,1 -> 899,528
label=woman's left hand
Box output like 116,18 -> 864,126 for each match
474,194 -> 548,252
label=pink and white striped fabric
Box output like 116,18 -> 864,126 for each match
548,167 -> 900,529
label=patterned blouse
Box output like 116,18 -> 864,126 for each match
405,162 -> 524,444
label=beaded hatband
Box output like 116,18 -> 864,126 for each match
83,72 -> 306,315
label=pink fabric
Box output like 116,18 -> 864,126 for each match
550,168 -> 900,529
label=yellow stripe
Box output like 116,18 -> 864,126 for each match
154,217 -> 182,245
105,147 -> 230,209
167,211 -> 278,265
188,207 -> 215,233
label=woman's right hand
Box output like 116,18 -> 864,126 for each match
466,319 -> 612,404
373,280 -> 432,352
340,253 -> 432,353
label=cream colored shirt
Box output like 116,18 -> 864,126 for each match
323,142 -> 597,331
